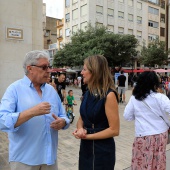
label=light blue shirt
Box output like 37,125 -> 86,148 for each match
0,75 -> 70,165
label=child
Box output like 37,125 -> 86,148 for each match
66,90 -> 77,116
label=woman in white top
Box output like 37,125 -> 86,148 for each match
124,71 -> 170,170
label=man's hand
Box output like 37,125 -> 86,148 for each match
50,114 -> 66,130
15,102 -> 51,127
30,102 -> 51,116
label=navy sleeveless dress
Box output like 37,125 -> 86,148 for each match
79,90 -> 117,170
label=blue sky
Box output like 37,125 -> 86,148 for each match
43,0 -> 64,19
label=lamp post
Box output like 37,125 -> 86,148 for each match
131,56 -> 134,75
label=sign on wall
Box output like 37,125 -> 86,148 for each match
6,28 -> 23,40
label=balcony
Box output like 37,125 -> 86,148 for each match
47,39 -> 52,44
57,34 -> 63,39
57,21 -> 63,27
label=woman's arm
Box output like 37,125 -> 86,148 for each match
77,115 -> 84,129
123,96 -> 135,121
85,92 -> 120,140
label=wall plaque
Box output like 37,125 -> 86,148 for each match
6,28 -> 23,40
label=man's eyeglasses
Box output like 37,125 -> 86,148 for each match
31,65 -> 52,70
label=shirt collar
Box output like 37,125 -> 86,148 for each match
22,75 -> 46,88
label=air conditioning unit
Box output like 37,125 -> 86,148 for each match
44,32 -> 49,37
155,64 -> 159,68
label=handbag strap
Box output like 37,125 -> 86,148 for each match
142,100 -> 170,128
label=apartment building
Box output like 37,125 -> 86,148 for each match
43,16 -> 64,64
57,19 -> 64,50
44,17 -> 58,49
64,0 -> 167,50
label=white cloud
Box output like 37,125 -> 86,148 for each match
43,0 -> 64,19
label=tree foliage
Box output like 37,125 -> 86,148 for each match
53,24 -> 138,67
140,39 -> 169,66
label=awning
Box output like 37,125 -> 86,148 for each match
123,69 -> 148,73
49,68 -> 66,73
65,69 -> 77,73
153,69 -> 168,73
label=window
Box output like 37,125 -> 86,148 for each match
119,0 -> 124,2
72,0 -> 78,4
81,22 -> 87,31
96,22 -> 103,27
128,14 -> 133,22
81,4 -> 87,16
72,9 -> 78,20
72,25 -> 78,34
118,11 -> 124,19
148,6 -> 159,15
137,2 -> 142,9
108,8 -> 114,17
148,20 -> 159,28
128,29 -> 133,35
65,28 -> 70,37
160,14 -> 165,23
59,29 -> 62,36
118,27 -> 124,34
137,16 -> 142,24
65,13 -> 70,22
161,1 -> 165,9
160,27 -> 165,37
148,0 -> 159,4
65,0 -> 70,7
128,0 -> 133,6
137,31 -> 142,38
96,5 -> 103,14
59,42 -> 63,49
107,25 -> 114,32
148,34 -> 158,41
48,50 -> 53,58
44,30 -> 50,37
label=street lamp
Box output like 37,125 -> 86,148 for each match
131,56 -> 134,75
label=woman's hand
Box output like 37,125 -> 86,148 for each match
73,128 -> 87,139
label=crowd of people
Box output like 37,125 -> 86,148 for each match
1,50 -> 170,170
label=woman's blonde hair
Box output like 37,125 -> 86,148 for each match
84,55 -> 116,98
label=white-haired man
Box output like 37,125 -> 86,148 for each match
0,50 -> 70,170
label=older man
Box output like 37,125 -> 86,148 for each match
0,50 -> 70,170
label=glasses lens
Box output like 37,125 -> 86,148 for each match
42,65 -> 51,70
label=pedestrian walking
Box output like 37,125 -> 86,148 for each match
80,77 -> 88,101
117,70 -> 126,103
124,71 -> 170,170
0,50 -> 70,170
55,72 -> 67,103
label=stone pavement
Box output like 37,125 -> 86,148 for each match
1,86 -> 170,170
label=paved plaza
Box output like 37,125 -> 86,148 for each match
1,86 -> 170,170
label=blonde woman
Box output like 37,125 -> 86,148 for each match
73,55 -> 120,170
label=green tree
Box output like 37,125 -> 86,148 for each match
53,24 -> 138,67
140,39 -> 169,66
